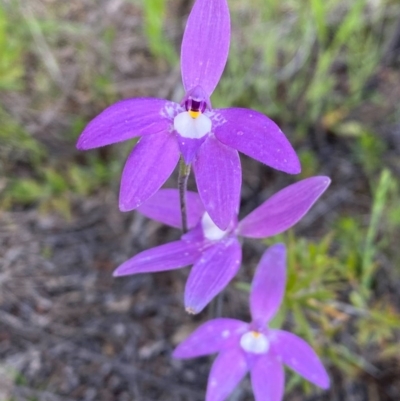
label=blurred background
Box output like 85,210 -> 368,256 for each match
1,0 -> 400,400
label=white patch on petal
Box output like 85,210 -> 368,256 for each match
240,331 -> 269,354
201,213 -> 228,241
161,102 -> 183,120
208,110 -> 227,129
174,111 -> 211,139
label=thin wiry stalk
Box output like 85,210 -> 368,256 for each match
178,157 -> 191,233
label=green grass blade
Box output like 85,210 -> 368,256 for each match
361,169 -> 392,289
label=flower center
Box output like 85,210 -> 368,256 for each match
201,212 -> 229,241
188,110 -> 200,118
174,112 -> 211,139
240,331 -> 269,354
173,85 -> 212,139
185,97 -> 207,119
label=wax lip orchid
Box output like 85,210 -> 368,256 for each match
76,0 -> 300,230
173,243 -> 330,401
113,176 -> 330,314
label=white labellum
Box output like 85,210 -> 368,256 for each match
240,331 -> 269,354
201,212 -> 228,241
174,111 -> 211,139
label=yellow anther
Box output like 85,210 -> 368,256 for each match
251,331 -> 261,338
188,110 -> 201,119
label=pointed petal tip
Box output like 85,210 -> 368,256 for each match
320,175 -> 332,188
118,200 -> 138,212
184,300 -> 207,315
185,306 -> 198,315
320,375 -> 331,390
282,156 -> 301,174
310,368 -> 330,390
76,137 -> 86,150
76,132 -> 98,150
75,128 -> 94,151
171,348 -> 182,359
310,357 -> 330,389
112,265 -> 129,277
307,175 -> 332,194
289,163 -> 301,175
118,203 -> 129,212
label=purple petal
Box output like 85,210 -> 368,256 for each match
181,0 -> 230,96
137,189 -> 204,230
206,346 -> 248,401
194,136 -> 241,230
113,240 -> 203,277
173,318 -> 248,359
251,355 -> 284,401
238,176 -> 331,238
119,133 -> 180,211
250,244 -> 287,325
177,136 -> 207,164
270,330 -> 330,389
77,98 -> 174,150
213,108 -> 300,174
185,237 -> 242,314
181,224 -> 206,243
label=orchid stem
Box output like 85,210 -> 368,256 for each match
178,157 -> 191,233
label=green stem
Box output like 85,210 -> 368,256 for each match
178,157 -> 191,233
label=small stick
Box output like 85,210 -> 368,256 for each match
178,157 -> 191,233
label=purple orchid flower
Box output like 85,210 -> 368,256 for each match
113,176 -> 330,314
76,0 -> 300,230
173,243 -> 330,401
